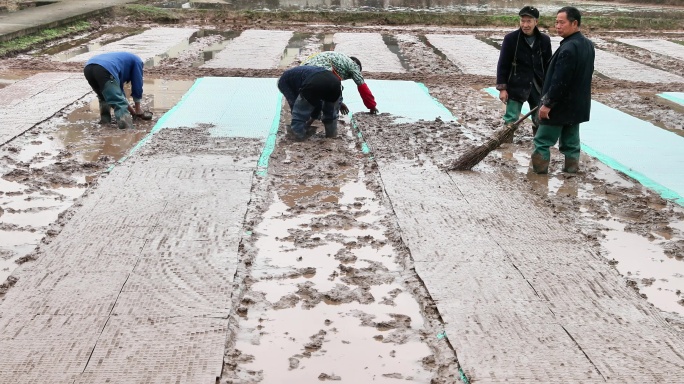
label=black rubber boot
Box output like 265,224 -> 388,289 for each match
563,157 -> 579,173
324,120 -> 338,138
117,114 -> 134,130
99,101 -> 112,124
531,152 -> 549,174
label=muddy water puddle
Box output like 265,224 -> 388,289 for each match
0,70 -> 33,89
0,78 -> 192,284
38,26 -> 141,57
600,218 -> 684,314
497,145 -> 684,317
232,172 -> 436,381
48,28 -> 240,67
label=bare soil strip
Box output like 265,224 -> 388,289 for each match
65,27 -> 198,62
201,29 -> 294,69
353,112 -> 684,382
333,32 -> 405,73
425,34 -> 499,76
0,73 -> 91,145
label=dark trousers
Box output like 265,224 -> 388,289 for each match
83,64 -> 130,119
83,64 -> 111,101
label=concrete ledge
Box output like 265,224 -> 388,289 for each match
0,7 -> 111,43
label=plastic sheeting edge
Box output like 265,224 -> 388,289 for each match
256,93 -> 283,177
581,144 -> 684,205
107,78 -> 206,171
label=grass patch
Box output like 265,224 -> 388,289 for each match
0,20 -> 91,57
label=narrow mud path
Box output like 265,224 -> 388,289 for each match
221,108 -> 460,382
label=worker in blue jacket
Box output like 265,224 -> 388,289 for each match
83,52 -> 147,129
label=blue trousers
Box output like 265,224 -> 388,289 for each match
291,95 -> 340,139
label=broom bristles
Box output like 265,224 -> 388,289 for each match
449,106 -> 539,171
449,125 -> 518,170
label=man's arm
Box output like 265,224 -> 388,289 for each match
496,33 -> 516,102
541,46 -> 576,109
539,45 -> 576,119
358,83 -> 378,113
129,60 -> 144,113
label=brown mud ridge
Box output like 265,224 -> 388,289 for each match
218,110 -> 461,381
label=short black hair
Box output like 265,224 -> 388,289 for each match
558,6 -> 582,27
350,56 -> 362,71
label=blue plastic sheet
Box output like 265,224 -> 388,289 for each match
658,92 -> 684,107
343,79 -> 455,123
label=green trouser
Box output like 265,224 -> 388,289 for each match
102,80 -> 131,120
533,123 -> 581,160
503,87 -> 540,126
503,99 -> 525,124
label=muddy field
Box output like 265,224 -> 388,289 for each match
1,11 -> 684,383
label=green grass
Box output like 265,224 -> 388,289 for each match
0,21 -> 91,57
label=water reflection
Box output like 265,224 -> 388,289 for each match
0,78 -> 193,283
50,29 -> 240,68
382,34 -> 411,71
279,32 -> 314,68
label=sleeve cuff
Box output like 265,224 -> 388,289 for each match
496,84 -> 507,90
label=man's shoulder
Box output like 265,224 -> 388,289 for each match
504,30 -> 520,40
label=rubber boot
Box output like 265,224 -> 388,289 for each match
563,157 -> 579,173
324,120 -> 338,138
531,152 -> 549,174
117,114 -> 134,130
98,101 -> 112,124
305,125 -> 317,137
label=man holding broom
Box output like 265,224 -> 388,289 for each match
496,6 -> 552,139
532,6 -> 595,174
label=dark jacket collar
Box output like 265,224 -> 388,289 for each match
560,30 -> 582,45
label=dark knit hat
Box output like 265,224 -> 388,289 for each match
519,6 -> 540,19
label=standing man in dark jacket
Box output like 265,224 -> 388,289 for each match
533,6 -> 595,174
496,6 -> 552,137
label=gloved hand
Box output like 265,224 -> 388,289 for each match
340,103 -> 349,115
369,108 -> 379,115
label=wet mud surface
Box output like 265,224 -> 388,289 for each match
220,113 -> 460,382
1,15 -> 684,380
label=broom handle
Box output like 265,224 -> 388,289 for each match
512,106 -> 540,126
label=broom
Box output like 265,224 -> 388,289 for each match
450,106 -> 539,171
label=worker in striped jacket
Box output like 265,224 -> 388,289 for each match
302,51 -> 379,115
